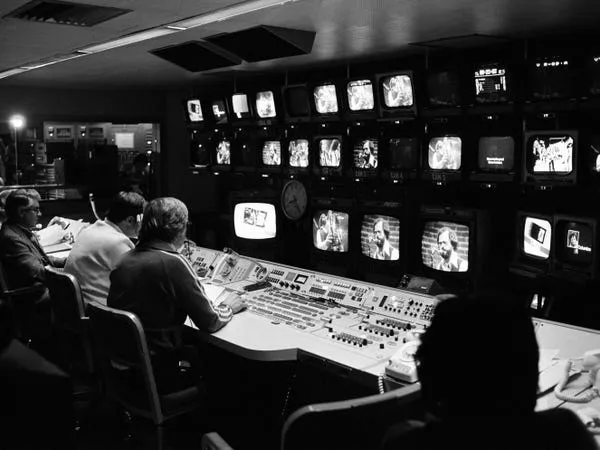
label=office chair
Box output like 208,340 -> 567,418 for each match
200,432 -> 235,450
45,267 -> 94,374
280,383 -> 421,450
87,302 -> 200,426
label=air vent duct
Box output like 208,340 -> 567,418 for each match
4,0 -> 131,27
150,41 -> 242,72
205,26 -> 315,63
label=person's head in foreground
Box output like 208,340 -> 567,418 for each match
138,197 -> 188,249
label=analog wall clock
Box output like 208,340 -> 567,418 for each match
281,180 -> 308,220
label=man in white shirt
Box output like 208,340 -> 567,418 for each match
65,191 -> 145,305
370,218 -> 399,260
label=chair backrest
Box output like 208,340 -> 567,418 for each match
281,383 -> 421,450
87,301 -> 163,424
45,267 -> 86,333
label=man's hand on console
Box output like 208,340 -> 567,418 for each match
221,295 -> 247,314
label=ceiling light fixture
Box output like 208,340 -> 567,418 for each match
82,28 -> 177,53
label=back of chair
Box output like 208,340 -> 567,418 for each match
281,383 -> 421,450
45,268 -> 86,333
87,301 -> 162,424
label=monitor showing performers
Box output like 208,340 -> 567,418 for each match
421,221 -> 469,272
289,139 -> 309,168
353,139 -> 378,169
428,136 -> 462,170
256,90 -> 277,118
528,134 -> 573,174
314,84 -> 339,114
262,141 -> 281,166
347,79 -> 375,111
319,138 -> 342,168
381,75 -> 414,108
312,210 -> 349,252
361,214 -> 400,261
216,140 -> 231,165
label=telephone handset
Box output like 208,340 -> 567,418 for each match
554,349 -> 600,403
385,332 -> 423,383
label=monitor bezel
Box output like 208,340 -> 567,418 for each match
282,84 -> 312,123
522,129 -> 578,186
375,70 -> 418,119
309,80 -> 344,122
312,134 -> 345,179
552,214 -> 598,280
342,76 -> 378,121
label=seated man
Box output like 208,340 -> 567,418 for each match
107,197 -> 244,392
382,295 -> 597,450
65,191 -> 145,305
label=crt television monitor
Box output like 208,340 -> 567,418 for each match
427,136 -> 462,171
530,58 -> 574,101
288,139 -> 310,169
313,83 -> 340,116
189,131 -> 211,167
186,99 -> 204,123
523,130 -> 577,185
346,78 -> 376,113
511,212 -> 554,277
313,209 -> 350,253
361,214 -> 400,261
211,100 -> 228,125
261,140 -> 282,167
233,202 -> 277,240
474,63 -> 508,104
553,215 -> 597,279
231,93 -> 253,120
215,140 -> 232,166
283,85 -> 311,120
477,136 -> 515,173
427,70 -> 460,107
314,136 -> 343,177
353,138 -> 379,170
388,137 -> 420,170
421,220 -> 470,273
255,90 -> 277,119
376,71 -> 416,117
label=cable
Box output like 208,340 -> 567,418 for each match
378,373 -> 386,395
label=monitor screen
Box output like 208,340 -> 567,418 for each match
381,75 -> 414,108
428,136 -> 462,170
388,138 -> 419,169
347,79 -> 375,111
232,93 -> 251,119
262,141 -> 281,166
234,203 -> 277,240
590,136 -> 600,173
523,217 -> 552,260
361,214 -> 400,261
527,134 -> 574,174
186,99 -> 203,122
190,139 -> 210,167
212,100 -> 228,124
474,64 -> 508,103
312,210 -> 349,252
478,136 -> 515,172
285,86 -> 310,117
427,71 -> 460,106
256,91 -> 277,118
353,139 -> 378,169
314,84 -> 339,114
216,140 -> 231,165
421,221 -> 469,272
555,220 -> 593,265
289,139 -> 309,168
532,59 -> 572,100
318,138 -> 342,168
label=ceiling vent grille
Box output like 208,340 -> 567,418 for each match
4,0 -> 131,27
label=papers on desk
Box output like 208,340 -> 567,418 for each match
538,349 -> 562,394
539,348 -> 560,373
38,218 -> 88,249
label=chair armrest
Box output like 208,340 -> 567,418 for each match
2,284 -> 46,298
200,432 -> 234,450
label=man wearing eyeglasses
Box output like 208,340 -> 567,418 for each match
0,190 -> 66,339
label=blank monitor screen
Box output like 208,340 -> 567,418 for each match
285,86 -> 310,117
361,214 -> 400,261
256,91 -> 277,118
314,84 -> 339,114
353,139 -> 378,169
347,79 -> 375,111
381,75 -> 414,108
421,221 -> 469,272
216,140 -> 231,165
262,141 -> 281,166
232,93 -> 251,119
312,210 -> 349,252
389,138 -> 419,169
318,138 -> 342,168
428,136 -> 462,170
555,220 -> 593,265
289,139 -> 309,168
234,203 -> 277,240
187,99 -> 203,122
523,217 -> 552,259
528,134 -> 573,174
478,136 -> 515,172
427,71 -> 459,106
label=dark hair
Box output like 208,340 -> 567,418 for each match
416,295 -> 539,417
373,218 -> 390,239
139,197 -> 188,244
105,191 -> 146,224
437,227 -> 458,250
5,189 -> 39,222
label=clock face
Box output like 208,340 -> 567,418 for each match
281,180 -> 308,221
